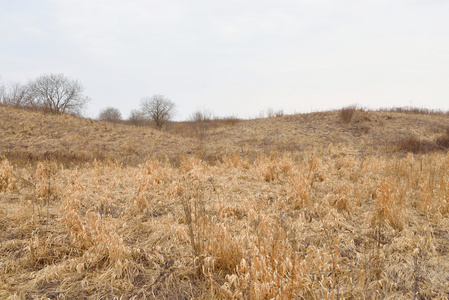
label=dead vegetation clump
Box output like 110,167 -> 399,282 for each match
395,135 -> 436,154
339,105 -> 358,124
435,127 -> 449,149
0,158 -> 17,191
395,127 -> 449,154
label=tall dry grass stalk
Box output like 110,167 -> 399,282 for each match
0,158 -> 17,191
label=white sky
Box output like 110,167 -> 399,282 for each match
1,0 -> 449,120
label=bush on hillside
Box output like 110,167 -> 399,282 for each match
128,109 -> 146,126
396,136 -> 435,153
98,107 -> 122,122
339,105 -> 357,124
436,127 -> 449,149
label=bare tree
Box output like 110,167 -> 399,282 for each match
98,107 -> 122,122
189,108 -> 213,123
0,78 -> 4,105
140,94 -> 175,129
128,109 -> 146,126
28,73 -> 89,115
4,82 -> 33,107
0,79 -> 33,107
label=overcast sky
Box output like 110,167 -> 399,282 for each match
1,0 -> 449,120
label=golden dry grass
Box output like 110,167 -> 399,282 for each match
1,105 -> 449,299
204,109 -> 449,156
3,105 -> 449,165
0,105 -> 197,166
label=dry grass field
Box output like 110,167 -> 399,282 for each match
1,105 -> 449,299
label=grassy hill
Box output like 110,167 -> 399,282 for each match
206,109 -> 449,156
1,105 -> 449,299
2,105 -> 449,166
0,105 -> 198,165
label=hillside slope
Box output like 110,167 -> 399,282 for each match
204,109 -> 449,157
1,105 -> 448,165
0,106 -> 197,165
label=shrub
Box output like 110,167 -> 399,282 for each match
220,115 -> 240,126
436,127 -> 449,150
98,107 -> 122,122
189,109 -> 213,123
265,108 -> 284,118
186,109 -> 214,140
396,136 -> 436,154
339,105 -> 357,124
128,109 -> 146,126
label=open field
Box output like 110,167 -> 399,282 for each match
1,105 -> 449,299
